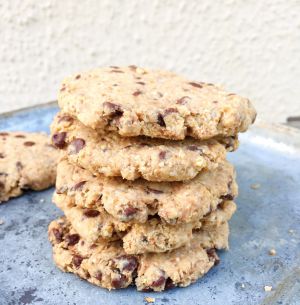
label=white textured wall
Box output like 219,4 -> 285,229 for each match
0,0 -> 299,123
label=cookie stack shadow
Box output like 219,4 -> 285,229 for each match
48,66 -> 256,291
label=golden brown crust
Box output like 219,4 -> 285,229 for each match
58,66 -> 256,140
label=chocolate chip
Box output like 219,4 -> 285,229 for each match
176,96 -> 190,105
146,187 -> 163,194
206,248 -> 220,266
111,274 -> 127,289
220,194 -> 234,201
115,255 -> 138,272
189,82 -> 203,88
58,115 -> 74,124
75,74 -> 81,79
136,81 -> 145,85
69,138 -> 85,154
110,70 -> 124,73
124,206 -> 137,217
132,90 -> 142,96
129,65 -> 137,70
151,274 -> 166,287
66,234 -> 80,246
83,209 -> 100,218
165,278 -> 175,290
24,141 -> 35,147
0,172 -> 8,176
16,162 -> 23,170
187,145 -> 200,151
227,93 -> 235,96
15,134 -> 26,138
52,228 -> 63,242
164,108 -> 178,115
110,66 -> 120,69
103,102 -> 123,116
52,132 -> 67,149
72,181 -> 86,191
0,153 -> 4,158
141,236 -> 148,242
207,248 -> 217,258
159,151 -> 167,160
0,132 -> 9,136
212,101 -> 218,104
157,113 -> 166,127
72,255 -> 83,268
94,271 -> 102,281
60,87 -> 66,92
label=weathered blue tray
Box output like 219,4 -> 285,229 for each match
0,103 -> 299,305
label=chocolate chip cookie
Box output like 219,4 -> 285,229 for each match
54,159 -> 238,225
0,131 -> 60,203
58,66 -> 256,140
51,112 -> 237,181
49,216 -> 225,291
54,186 -> 235,253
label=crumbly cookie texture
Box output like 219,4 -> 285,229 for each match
0,131 -> 60,203
54,159 -> 238,225
48,216 -> 224,291
58,66 -> 256,140
51,113 -> 237,182
54,187 -> 235,253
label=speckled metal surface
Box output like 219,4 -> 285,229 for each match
0,104 -> 299,305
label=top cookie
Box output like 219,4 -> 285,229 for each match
58,66 -> 256,140
0,131 -> 60,203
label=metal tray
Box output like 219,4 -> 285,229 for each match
0,103 -> 299,305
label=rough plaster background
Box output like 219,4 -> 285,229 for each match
0,0 -> 299,123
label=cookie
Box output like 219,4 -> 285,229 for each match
54,188 -> 235,253
54,159 -> 238,225
51,113 -> 237,182
0,131 -> 60,203
123,202 -> 234,254
58,66 -> 256,140
49,216 -> 225,291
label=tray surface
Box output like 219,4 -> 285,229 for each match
0,103 -> 299,305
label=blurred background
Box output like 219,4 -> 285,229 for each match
0,0 -> 299,123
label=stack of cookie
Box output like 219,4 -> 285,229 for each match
49,66 -> 256,291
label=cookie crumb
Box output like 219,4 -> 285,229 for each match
241,283 -> 245,288
264,285 -> 272,292
288,229 -> 294,234
0,219 -> 4,225
250,183 -> 260,190
39,198 -> 45,203
144,297 -> 155,303
269,249 -> 276,256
